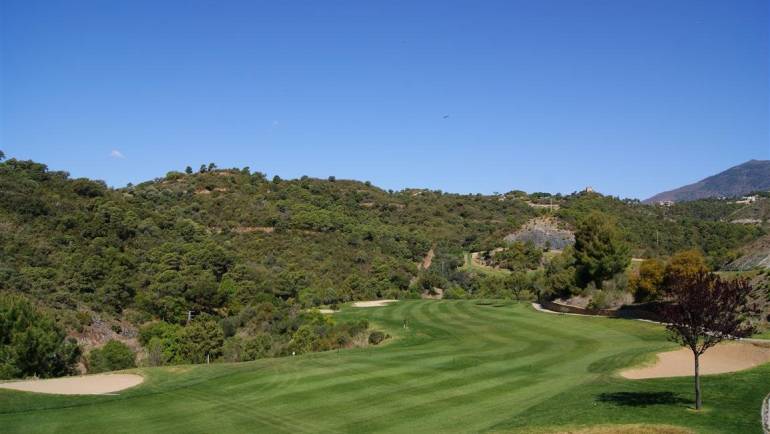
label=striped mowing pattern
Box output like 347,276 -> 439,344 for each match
0,300 -> 766,433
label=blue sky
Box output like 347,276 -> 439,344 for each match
1,0 -> 767,199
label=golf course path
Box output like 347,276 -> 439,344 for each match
763,393 -> 770,434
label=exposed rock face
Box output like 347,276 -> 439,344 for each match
504,217 -> 574,250
726,234 -> 770,270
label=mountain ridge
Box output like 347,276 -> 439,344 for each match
645,160 -> 770,203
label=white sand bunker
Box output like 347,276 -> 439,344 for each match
0,373 -> 143,395
621,341 -> 770,379
352,300 -> 398,308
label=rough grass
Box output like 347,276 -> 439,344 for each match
1,300 -> 768,433
462,252 -> 511,276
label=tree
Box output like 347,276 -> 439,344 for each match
543,247 -> 577,299
633,258 -> 665,302
0,150 -> 5,161
662,271 -> 761,410
185,166 -> 193,174
88,340 -> 135,373
199,164 -> 207,173
179,318 -> 224,363
207,162 -> 217,171
573,212 -> 630,288
664,250 -> 708,286
288,325 -> 316,354
0,295 -> 81,379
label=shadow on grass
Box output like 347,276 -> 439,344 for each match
597,391 -> 690,407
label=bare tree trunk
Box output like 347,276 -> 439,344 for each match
694,352 -> 702,410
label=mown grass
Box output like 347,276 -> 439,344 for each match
1,300 -> 767,433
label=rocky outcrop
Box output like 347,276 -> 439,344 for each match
504,217 -> 574,250
726,235 -> 770,270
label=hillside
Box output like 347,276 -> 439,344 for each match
503,216 -> 574,250
726,234 -> 770,270
645,159 -> 770,203
0,155 -> 765,373
726,195 -> 770,224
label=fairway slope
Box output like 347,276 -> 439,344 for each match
0,300 -> 767,433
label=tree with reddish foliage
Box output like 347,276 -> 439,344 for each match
662,271 -> 762,410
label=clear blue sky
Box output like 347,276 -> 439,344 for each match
1,0 -> 767,199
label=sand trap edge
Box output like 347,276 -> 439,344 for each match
352,300 -> 398,308
0,373 -> 144,395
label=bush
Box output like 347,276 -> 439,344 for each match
222,336 -> 244,362
178,318 -> 224,363
88,340 -> 135,373
443,287 -> 468,299
243,334 -> 273,360
368,331 -> 386,345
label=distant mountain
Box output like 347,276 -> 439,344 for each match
645,160 -> 770,203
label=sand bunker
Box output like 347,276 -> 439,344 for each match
318,308 -> 336,314
621,341 -> 770,379
0,373 -> 143,395
352,300 -> 397,308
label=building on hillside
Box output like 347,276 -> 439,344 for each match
584,186 -> 594,193
657,200 -> 675,207
735,195 -> 758,204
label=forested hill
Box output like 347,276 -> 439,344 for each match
0,157 -> 762,324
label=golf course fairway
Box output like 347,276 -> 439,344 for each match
1,300 -> 767,433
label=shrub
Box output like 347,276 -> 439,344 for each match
88,340 -> 135,373
178,318 -> 224,363
243,334 -> 273,360
222,336 -> 244,362
368,331 -> 386,345
220,316 -> 240,338
443,287 -> 468,299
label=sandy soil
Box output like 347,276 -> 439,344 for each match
352,300 -> 398,308
318,308 -> 336,314
421,248 -> 435,270
470,249 -> 506,271
0,373 -> 143,395
422,287 -> 444,300
621,342 -> 770,379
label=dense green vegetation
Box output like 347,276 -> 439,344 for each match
573,212 -> 631,288
555,193 -> 763,268
87,340 -> 135,373
1,301 -> 766,433
0,155 -> 766,376
0,295 -> 80,380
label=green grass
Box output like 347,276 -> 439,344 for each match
1,300 -> 768,433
